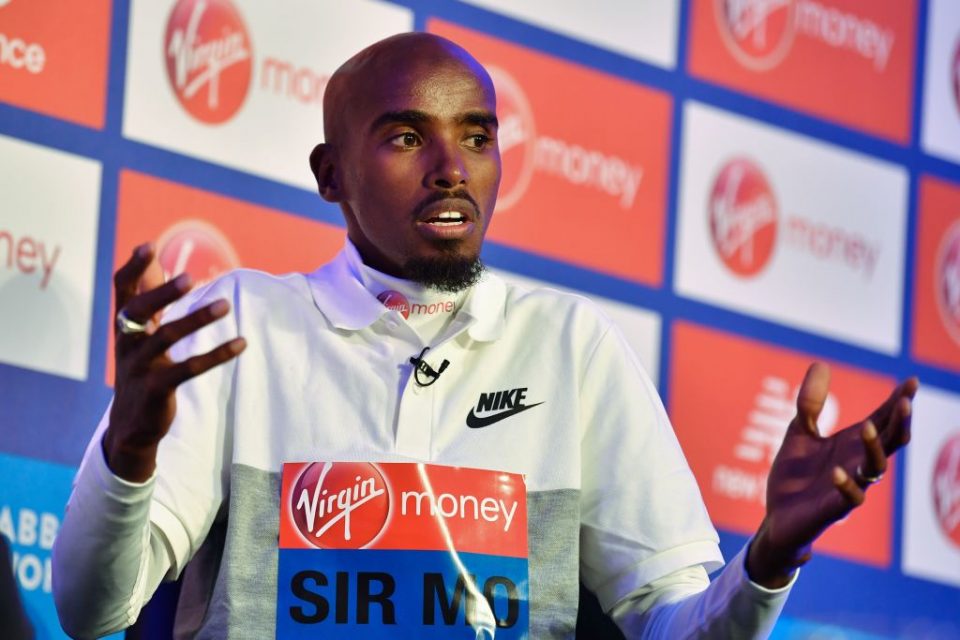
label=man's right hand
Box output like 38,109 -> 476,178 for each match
103,243 -> 246,483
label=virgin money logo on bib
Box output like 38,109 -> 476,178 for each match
933,432 -> 960,547
936,222 -> 960,346
291,462 -> 389,549
156,219 -> 241,285
708,157 -> 778,277
716,0 -> 796,71
487,66 -> 536,213
164,0 -> 253,124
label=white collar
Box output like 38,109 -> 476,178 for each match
305,241 -> 506,342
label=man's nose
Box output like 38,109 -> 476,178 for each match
426,141 -> 468,189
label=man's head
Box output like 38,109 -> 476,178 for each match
310,33 -> 500,291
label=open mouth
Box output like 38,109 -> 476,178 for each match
424,211 -> 468,227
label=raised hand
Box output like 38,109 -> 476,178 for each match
103,243 -> 246,483
745,363 -> 918,588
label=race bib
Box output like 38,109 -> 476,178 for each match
277,462 -> 529,639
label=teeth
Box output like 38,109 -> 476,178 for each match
428,211 -> 465,226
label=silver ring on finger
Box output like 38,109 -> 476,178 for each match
116,308 -> 149,335
855,464 -> 883,485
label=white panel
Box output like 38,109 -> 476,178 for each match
675,101 -> 908,354
459,0 -> 679,68
123,0 -> 413,189
0,135 -> 101,380
921,0 -> 960,164
495,270 -> 662,385
903,385 -> 960,588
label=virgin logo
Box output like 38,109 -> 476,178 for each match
164,0 -> 253,124
377,290 -> 410,319
292,462 -> 390,549
487,66 -> 536,213
932,432 -> 960,547
708,157 -> 778,277
936,222 -> 960,346
716,0 -> 796,71
156,220 -> 240,285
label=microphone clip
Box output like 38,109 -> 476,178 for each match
409,347 -> 449,387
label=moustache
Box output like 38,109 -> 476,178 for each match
413,189 -> 481,219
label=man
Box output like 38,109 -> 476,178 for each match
53,33 -> 916,638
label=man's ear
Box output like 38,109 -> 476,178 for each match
309,143 -> 341,203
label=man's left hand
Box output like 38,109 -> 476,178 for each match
745,362 -> 919,588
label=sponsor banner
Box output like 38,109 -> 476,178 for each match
0,452 -> 121,639
912,176 -> 960,372
457,0 -> 680,69
429,20 -> 672,286
0,135 -> 101,381
669,321 -> 896,567
687,0 -> 916,142
495,270 -> 662,385
277,462 -> 528,637
0,0 -> 111,128
902,386 -> 960,588
106,170 -> 345,383
921,0 -> 960,165
123,0 -> 412,188
675,101 -> 908,354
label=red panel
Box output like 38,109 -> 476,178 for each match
669,321 -> 896,567
688,0 -> 916,142
429,19 -> 672,285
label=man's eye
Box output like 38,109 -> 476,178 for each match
390,132 -> 421,148
465,134 -> 493,150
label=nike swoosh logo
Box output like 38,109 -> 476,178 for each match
466,402 -> 544,429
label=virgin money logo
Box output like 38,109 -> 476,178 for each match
715,0 -> 895,73
292,462 -> 390,549
156,219 -> 240,285
933,432 -> 960,547
716,0 -> 796,71
936,221 -> 960,346
164,0 -> 253,124
708,157 -> 778,277
488,66 -> 644,213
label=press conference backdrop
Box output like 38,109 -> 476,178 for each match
1,0 -> 959,637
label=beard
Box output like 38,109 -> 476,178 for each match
403,249 -> 485,293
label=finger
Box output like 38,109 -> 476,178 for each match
795,362 -> 831,436
858,420 -> 887,486
139,255 -> 167,327
868,377 -> 920,433
156,337 -> 247,389
832,466 -> 865,510
114,243 -> 154,313
122,273 -> 193,327
137,299 -> 231,362
879,396 -> 913,453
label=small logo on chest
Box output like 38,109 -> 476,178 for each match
466,387 -> 543,429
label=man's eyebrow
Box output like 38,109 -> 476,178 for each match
369,110 -> 432,132
459,111 -> 498,129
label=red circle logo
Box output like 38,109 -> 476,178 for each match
164,0 -> 253,124
291,462 -> 390,549
932,432 -> 960,548
935,221 -> 960,346
377,290 -> 410,319
708,157 -> 779,277
487,66 -> 536,214
715,0 -> 796,71
156,220 -> 241,285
